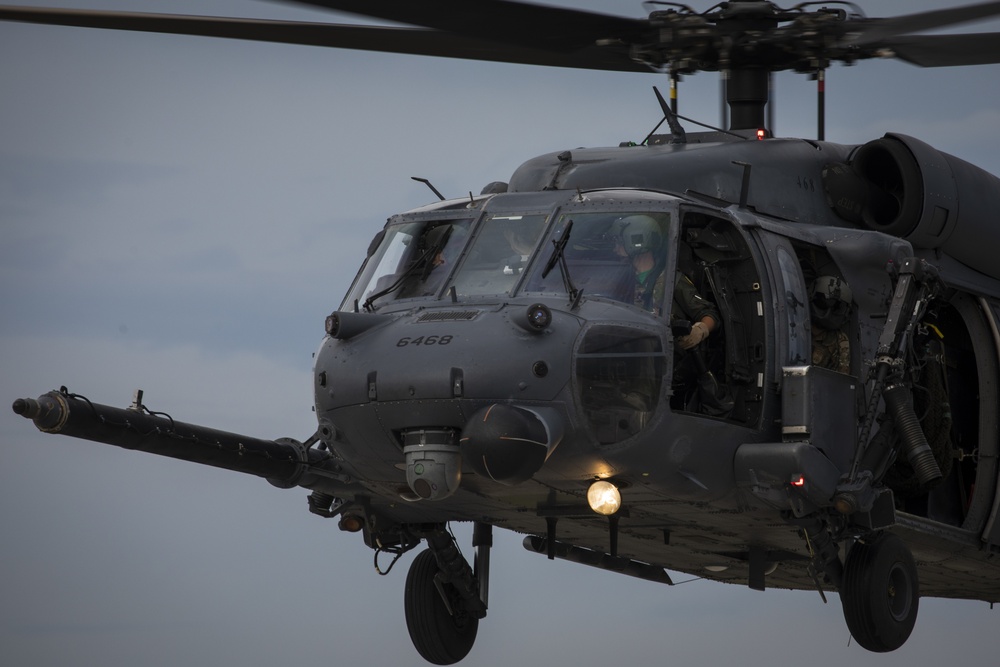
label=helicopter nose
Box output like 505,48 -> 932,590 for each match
460,404 -> 563,485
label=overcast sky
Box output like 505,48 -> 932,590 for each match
3,1 -> 1000,665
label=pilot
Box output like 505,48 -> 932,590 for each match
809,275 -> 852,374
612,214 -> 667,310
611,214 -> 718,348
414,223 -> 466,293
379,223 -> 465,301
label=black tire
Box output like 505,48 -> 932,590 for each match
840,532 -> 919,652
404,549 -> 479,665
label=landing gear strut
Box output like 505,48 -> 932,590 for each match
404,524 -> 490,665
840,532 -> 919,652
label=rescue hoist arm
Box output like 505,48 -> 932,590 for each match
837,257 -> 944,515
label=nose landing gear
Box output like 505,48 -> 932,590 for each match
405,549 -> 480,665
404,524 -> 490,665
840,532 -> 919,652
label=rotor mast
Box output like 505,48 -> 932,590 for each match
726,67 -> 769,131
718,3 -> 777,132
648,0 -> 787,133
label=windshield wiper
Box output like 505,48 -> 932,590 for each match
541,220 -> 582,309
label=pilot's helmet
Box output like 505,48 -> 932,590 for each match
423,223 -> 467,263
423,223 -> 452,249
810,275 -> 853,329
612,215 -> 663,259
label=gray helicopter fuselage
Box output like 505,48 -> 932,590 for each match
309,133 -> 1000,591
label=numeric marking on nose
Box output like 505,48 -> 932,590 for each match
396,335 -> 454,347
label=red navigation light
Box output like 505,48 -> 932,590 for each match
757,128 -> 767,141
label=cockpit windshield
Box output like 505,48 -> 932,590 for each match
523,212 -> 672,314
344,218 -> 472,311
449,213 -> 548,297
345,208 -> 673,311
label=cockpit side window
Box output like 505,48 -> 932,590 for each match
523,211 -> 672,312
776,245 -> 811,366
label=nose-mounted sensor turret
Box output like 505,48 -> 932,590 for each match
402,428 -> 462,500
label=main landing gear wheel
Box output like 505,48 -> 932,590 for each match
840,532 -> 919,652
404,548 -> 479,665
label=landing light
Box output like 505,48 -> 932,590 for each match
587,480 -> 621,516
338,514 -> 364,532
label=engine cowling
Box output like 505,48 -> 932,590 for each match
825,133 -> 1000,280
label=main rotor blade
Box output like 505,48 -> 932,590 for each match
0,6 -> 649,72
281,0 -> 649,52
882,33 -> 1000,67
847,1 -> 1000,46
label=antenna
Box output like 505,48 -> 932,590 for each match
653,86 -> 687,144
650,87 -> 749,141
411,176 -> 445,201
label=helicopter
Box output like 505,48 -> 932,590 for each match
5,1 -> 1000,665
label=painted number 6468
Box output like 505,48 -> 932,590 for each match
396,335 -> 453,347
